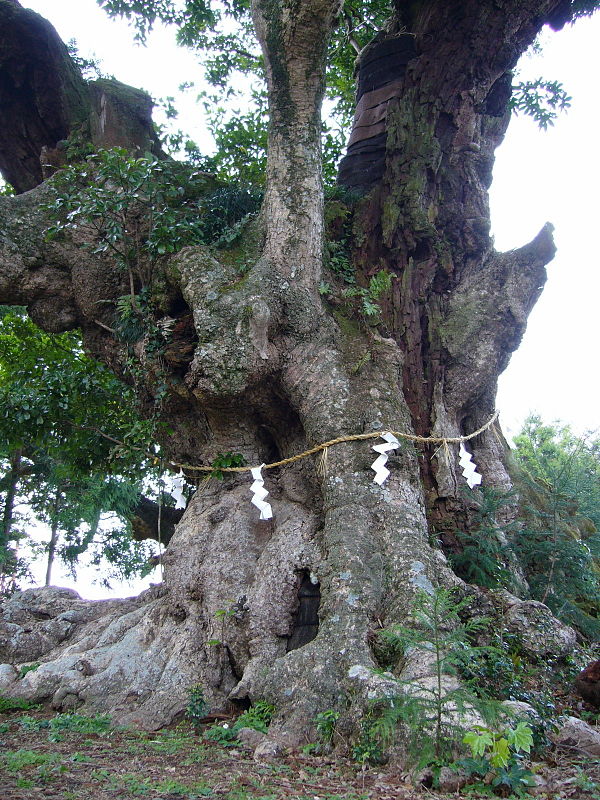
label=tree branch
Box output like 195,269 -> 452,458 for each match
0,0 -> 89,192
441,224 -> 556,409
130,495 -> 185,545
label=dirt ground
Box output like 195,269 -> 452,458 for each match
0,704 -> 598,800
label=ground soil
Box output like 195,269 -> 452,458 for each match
0,704 -> 598,800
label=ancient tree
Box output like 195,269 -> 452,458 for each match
0,0 -> 594,744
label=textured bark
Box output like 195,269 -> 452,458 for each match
1,449 -> 21,556
0,0 -> 162,193
0,0 -> 580,751
338,0 -> 561,547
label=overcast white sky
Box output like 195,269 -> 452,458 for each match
17,2 -> 600,597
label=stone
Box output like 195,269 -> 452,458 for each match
500,594 -> 576,658
501,700 -> 541,723
253,739 -> 283,762
551,716 -> 600,758
0,662 -> 17,690
436,766 -> 468,792
235,727 -> 268,748
528,774 -> 549,796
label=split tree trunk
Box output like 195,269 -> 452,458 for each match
0,0 -> 574,744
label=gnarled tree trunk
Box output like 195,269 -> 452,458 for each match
0,0 -> 576,748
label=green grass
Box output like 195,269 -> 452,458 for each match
0,693 -> 39,713
3,749 -> 61,772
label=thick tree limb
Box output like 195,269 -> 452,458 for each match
0,0 -> 89,192
0,0 -> 162,193
441,223 -> 556,409
252,0 -> 342,290
130,495 -> 185,545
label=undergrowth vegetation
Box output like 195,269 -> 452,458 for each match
444,415 -> 600,640
298,583 -> 598,795
45,148 -> 263,277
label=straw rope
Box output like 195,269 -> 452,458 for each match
168,410 -> 500,474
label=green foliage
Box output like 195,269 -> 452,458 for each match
18,663 -> 40,679
463,721 -> 532,766
0,307 -> 157,589
45,149 -> 210,276
450,488 -> 515,589
46,713 -> 113,741
364,588 -> 540,789
201,88 -> 268,185
315,709 -> 340,744
326,239 -> 354,285
210,452 -> 246,479
359,588 -> 497,767
97,0 -> 221,47
95,0 -> 366,186
326,0 -> 391,123
204,700 -> 275,743
510,78 -> 572,129
459,722 -> 535,796
199,185 -> 263,245
12,712 -> 113,740
3,749 -> 61,773
340,270 -> 393,319
0,694 -> 39,713
66,39 -> 107,79
203,722 -> 238,743
46,149 -> 263,285
186,685 -> 208,730
444,415 -> 600,641
570,0 -> 600,22
322,192 -> 395,320
235,701 -> 275,733
0,178 -> 15,196
575,767 -> 600,798
512,415 -> 600,639
351,707 -> 388,765
457,628 -> 527,701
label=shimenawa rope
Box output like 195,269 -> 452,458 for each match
170,410 -> 500,474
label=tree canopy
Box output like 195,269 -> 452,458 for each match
0,306 -> 162,591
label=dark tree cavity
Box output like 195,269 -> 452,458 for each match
0,0 -> 588,751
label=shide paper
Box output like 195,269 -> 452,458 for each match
459,443 -> 482,489
250,464 -> 273,520
371,432 -> 400,485
168,470 -> 187,509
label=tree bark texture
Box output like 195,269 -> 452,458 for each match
0,0 -> 577,745
0,1 -> 163,193
1,449 -> 21,556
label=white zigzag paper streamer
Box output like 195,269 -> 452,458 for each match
167,470 -> 187,509
459,443 -> 482,489
371,432 -> 400,485
250,464 -> 273,520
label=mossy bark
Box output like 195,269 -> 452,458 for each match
340,0 -> 560,549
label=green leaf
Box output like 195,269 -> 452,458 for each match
507,721 -> 533,754
490,736 -> 510,768
463,728 -> 494,757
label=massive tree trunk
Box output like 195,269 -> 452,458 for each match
0,0 -> 577,747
